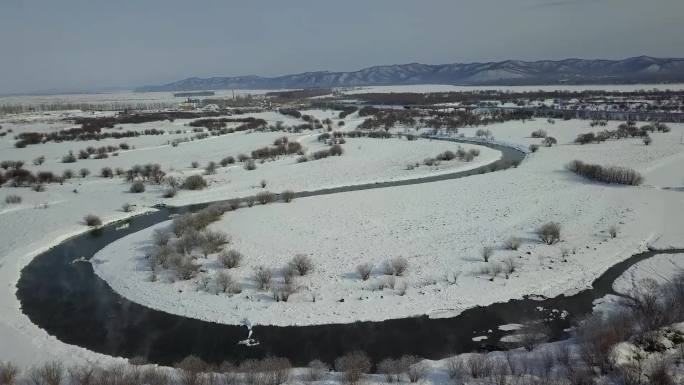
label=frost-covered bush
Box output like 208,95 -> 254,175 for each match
256,191 -> 275,205
0,362 -> 19,385
271,282 -> 296,302
528,144 -> 539,153
481,246 -> 493,262
466,354 -> 493,378
213,271 -> 241,294
566,160 -> 643,185
531,129 -> 547,138
220,156 -> 235,166
382,257 -> 408,276
199,229 -> 229,257
100,167 -> 113,178
288,254 -> 313,276
537,222 -> 561,245
84,214 -> 102,227
28,361 -> 64,385
5,195 -> 22,204
204,161 -> 217,175
170,254 -> 200,280
328,144 -> 344,156
253,266 -> 273,290
121,203 -> 133,213
280,190 -> 295,203
503,237 -> 521,250
219,249 -> 243,268
305,360 -> 329,381
62,151 -> 77,163
62,169 -> 74,180
244,159 -> 257,171
182,175 -> 207,190
356,263 -> 373,280
129,180 -> 145,193
335,351 -> 372,385
542,136 -> 557,147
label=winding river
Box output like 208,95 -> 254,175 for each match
16,138 -> 680,366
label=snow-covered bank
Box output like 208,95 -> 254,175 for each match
93,119 -> 684,326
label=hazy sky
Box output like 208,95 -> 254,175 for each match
1,0 -> 683,93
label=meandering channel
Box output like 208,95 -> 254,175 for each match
17,137 -> 678,366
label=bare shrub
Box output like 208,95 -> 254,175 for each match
502,257 -> 517,278
0,362 -> 19,385
566,160 -> 643,185
404,357 -> 428,383
446,356 -> 466,381
29,361 -> 64,385
253,266 -> 273,290
643,136 -> 652,145
182,175 -> 207,190
228,198 -> 241,210
213,271 -> 234,293
529,144 -> 539,153
608,225 -> 618,238
519,321 -> 549,352
219,249 -> 243,268
377,359 -> 401,382
129,180 -> 145,193
5,195 -> 21,204
329,144 -> 344,156
281,190 -> 295,203
503,236 -> 521,250
256,191 -> 275,204
305,360 -> 329,381
100,167 -> 113,178
163,187 -> 177,198
481,246 -> 493,262
271,282 -> 296,302
537,222 -> 561,245
84,214 -> 102,227
175,355 -> 207,385
261,357 -> 291,385
281,263 -> 294,285
356,263 -> 373,280
335,351 -> 372,384
382,257 -> 408,276
79,168 -> 90,178
289,254 -> 313,276
67,364 -> 96,385
199,229 -> 229,256
543,136 -> 557,147
170,254 -> 200,280
466,353 -> 492,378
647,358 -> 673,385
205,161 -> 217,175
531,129 -> 547,138
244,159 -> 257,171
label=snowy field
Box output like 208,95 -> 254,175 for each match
1,96 -> 683,370
0,106 -> 497,365
93,119 -> 684,326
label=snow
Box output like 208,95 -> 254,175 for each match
2,96 -> 684,369
613,253 -> 684,295
93,119 -> 684,326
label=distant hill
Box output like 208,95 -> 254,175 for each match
136,56 -> 684,92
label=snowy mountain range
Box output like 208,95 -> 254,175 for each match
136,56 -> 684,92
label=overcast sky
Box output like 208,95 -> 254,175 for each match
1,0 -> 683,94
